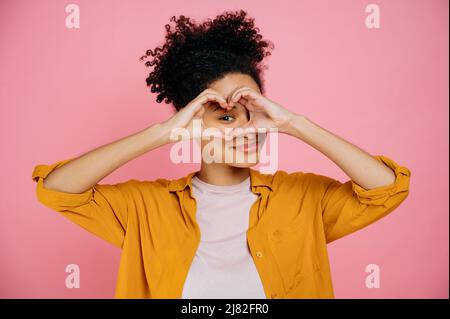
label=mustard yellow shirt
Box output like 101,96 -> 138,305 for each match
32,154 -> 411,298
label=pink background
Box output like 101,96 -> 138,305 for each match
0,0 -> 448,298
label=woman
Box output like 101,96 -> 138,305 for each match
32,10 -> 411,299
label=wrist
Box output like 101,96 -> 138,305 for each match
280,113 -> 308,137
142,122 -> 172,149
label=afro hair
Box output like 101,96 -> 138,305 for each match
140,9 -> 275,111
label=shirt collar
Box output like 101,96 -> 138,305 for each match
168,168 -> 273,192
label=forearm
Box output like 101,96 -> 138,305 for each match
43,123 -> 170,193
283,114 -> 396,190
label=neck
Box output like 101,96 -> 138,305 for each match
196,163 -> 250,186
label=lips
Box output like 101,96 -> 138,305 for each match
232,138 -> 258,152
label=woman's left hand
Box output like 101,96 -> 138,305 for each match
227,86 -> 297,134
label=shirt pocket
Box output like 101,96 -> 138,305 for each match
267,216 -> 322,296
268,213 -> 305,244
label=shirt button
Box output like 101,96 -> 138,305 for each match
256,251 -> 263,258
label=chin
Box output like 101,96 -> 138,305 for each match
227,161 -> 259,168
225,149 -> 261,168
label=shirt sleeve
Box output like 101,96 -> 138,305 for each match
316,154 -> 411,244
32,157 -> 132,248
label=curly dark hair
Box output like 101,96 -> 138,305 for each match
140,9 -> 275,111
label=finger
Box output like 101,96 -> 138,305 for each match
187,93 -> 227,116
232,97 -> 256,117
193,105 -> 205,118
231,89 -> 259,104
201,89 -> 229,106
229,87 -> 255,101
198,93 -> 228,109
228,94 -> 250,110
228,86 -> 253,101
229,91 -> 250,108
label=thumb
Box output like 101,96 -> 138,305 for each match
193,104 -> 205,119
190,118 -> 204,140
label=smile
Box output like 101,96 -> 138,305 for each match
231,139 -> 259,153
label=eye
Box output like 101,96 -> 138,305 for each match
219,115 -> 235,122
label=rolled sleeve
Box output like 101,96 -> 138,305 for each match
32,157 -> 93,209
350,155 -> 411,206
32,158 -> 132,248
318,154 -> 411,243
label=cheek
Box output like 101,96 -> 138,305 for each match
202,114 -> 215,127
235,116 -> 250,127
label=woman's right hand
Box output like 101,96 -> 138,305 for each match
160,88 -> 230,142
38,89 -> 230,194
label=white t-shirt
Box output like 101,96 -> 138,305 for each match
181,175 -> 267,299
